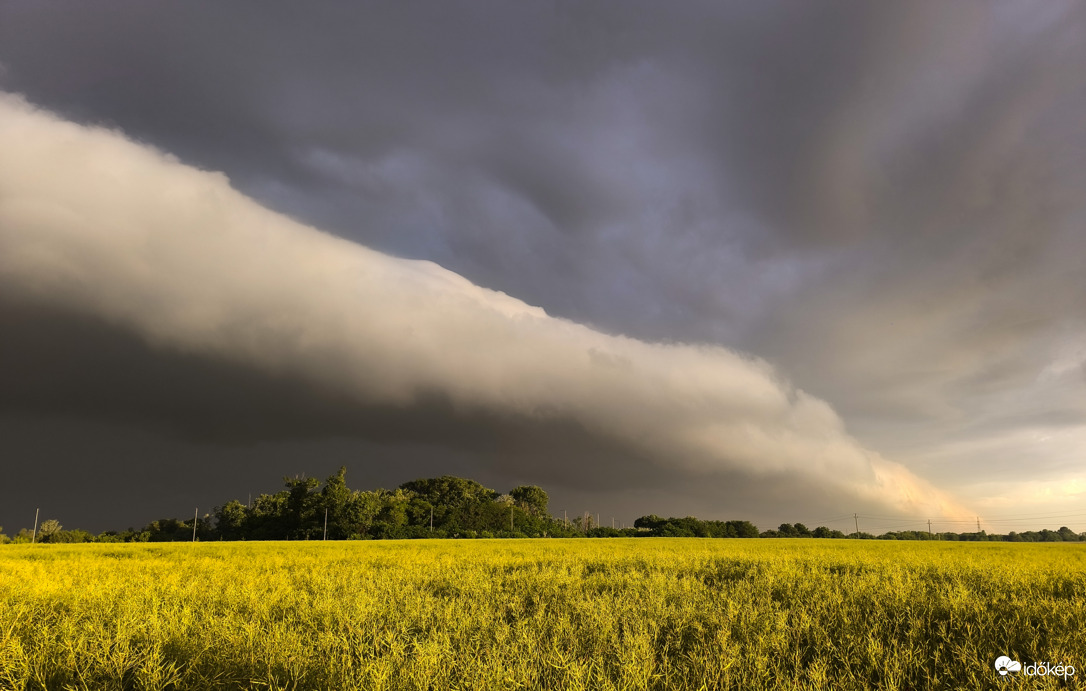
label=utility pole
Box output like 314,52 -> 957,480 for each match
853,513 -> 859,535
612,517 -> 615,529
597,513 -> 600,530
32,508 -> 39,544
323,508 -> 328,541
927,519 -> 932,538
977,517 -> 981,532
192,508 -> 198,542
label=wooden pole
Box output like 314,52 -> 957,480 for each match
853,513 -> 859,535
192,508 -> 198,542
32,508 -> 39,544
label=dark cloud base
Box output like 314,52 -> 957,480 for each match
0,296 -> 672,531
0,297 -> 876,533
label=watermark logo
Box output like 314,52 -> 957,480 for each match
995,656 -> 1074,680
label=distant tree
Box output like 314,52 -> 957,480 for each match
215,500 -> 249,540
145,518 -> 188,542
401,476 -> 497,513
372,489 -> 412,538
634,515 -> 664,531
248,492 -> 289,539
50,529 -> 95,543
284,475 -> 321,539
1058,526 -> 1077,542
628,516 -> 757,538
37,519 -> 62,542
400,476 -> 500,534
726,520 -> 761,538
510,485 -> 549,517
321,467 -> 353,539
344,490 -> 385,538
406,495 -> 435,530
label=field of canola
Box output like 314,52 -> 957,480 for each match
1,538 -> 1084,690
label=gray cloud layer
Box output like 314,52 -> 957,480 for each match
1,1 -> 1084,529
0,94 -> 968,524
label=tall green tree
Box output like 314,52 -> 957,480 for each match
284,475 -> 321,539
37,519 -> 62,542
344,490 -> 385,538
321,467 -> 353,539
214,500 -> 248,540
399,476 -> 498,532
510,485 -> 549,517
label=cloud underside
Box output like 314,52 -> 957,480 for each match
0,94 -> 970,519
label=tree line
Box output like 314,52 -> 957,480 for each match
760,522 -> 1086,542
3,470 -> 1085,543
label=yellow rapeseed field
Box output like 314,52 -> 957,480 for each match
0,539 -> 1083,690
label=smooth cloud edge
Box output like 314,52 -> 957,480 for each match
0,91 -> 974,520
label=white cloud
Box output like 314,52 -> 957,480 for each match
0,93 -> 971,518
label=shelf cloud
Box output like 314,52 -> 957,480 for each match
0,93 -> 970,521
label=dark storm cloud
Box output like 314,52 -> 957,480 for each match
0,94 -> 969,536
742,4 -> 1086,505
0,1 -> 809,338
1,1 -> 1084,525
0,294 -> 665,487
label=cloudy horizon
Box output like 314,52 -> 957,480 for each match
1,1 -> 1083,534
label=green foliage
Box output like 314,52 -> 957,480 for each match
213,500 -> 248,540
510,485 -> 549,516
634,515 -> 760,538
36,519 -> 62,542
11,470 -> 1086,545
107,471 -> 561,542
46,529 -> 95,544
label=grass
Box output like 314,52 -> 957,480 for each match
0,539 -> 1083,690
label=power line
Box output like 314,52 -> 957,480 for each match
789,510 -> 1086,534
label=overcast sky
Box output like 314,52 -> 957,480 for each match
1,1 -> 1084,534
